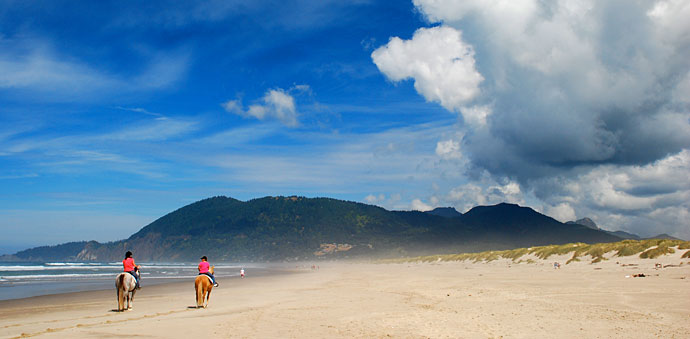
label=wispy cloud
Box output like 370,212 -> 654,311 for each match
194,121 -> 457,195
101,118 -> 198,142
0,39 -> 189,102
0,113 -> 201,180
114,107 -> 165,118
196,124 -> 284,146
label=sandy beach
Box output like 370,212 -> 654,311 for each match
1,253 -> 689,339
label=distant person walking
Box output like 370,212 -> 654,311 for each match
199,256 -> 219,287
240,268 -> 245,278
123,251 -> 141,289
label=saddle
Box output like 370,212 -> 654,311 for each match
199,273 -> 214,284
126,270 -> 139,281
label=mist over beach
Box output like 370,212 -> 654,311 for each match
1,0 -> 689,337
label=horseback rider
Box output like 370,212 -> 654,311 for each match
123,251 -> 141,289
198,256 -> 219,287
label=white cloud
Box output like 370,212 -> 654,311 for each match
647,0 -> 690,45
532,150 -> 690,238
371,0 -> 690,239
223,88 -> 300,127
447,183 -> 484,211
411,198 -> 433,211
291,84 -> 312,94
408,0 -> 690,174
460,105 -> 491,127
222,100 -> 243,114
372,26 -> 484,113
447,178 -> 525,212
572,150 -> 690,212
435,139 -> 462,160
544,203 -> 576,223
365,194 -> 386,205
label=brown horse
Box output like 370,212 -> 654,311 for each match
194,265 -> 214,308
115,271 -> 138,311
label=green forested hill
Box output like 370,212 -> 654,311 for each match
117,196 -> 465,261
4,196 -> 622,262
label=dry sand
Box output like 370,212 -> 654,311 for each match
1,253 -> 689,338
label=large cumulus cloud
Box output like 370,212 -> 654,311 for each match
411,0 -> 690,177
373,0 -> 690,239
371,26 -> 483,114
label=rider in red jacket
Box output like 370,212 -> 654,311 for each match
198,256 -> 219,287
123,251 -> 141,289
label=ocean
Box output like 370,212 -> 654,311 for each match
0,261 -> 255,301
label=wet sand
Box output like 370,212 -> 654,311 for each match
1,253 -> 689,338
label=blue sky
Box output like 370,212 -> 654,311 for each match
2,0 -> 689,254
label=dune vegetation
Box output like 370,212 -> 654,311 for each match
385,239 -> 690,265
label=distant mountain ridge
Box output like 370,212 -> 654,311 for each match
4,196 -> 624,262
566,218 -> 599,230
425,207 -> 462,218
607,230 -> 642,240
565,218 -> 681,241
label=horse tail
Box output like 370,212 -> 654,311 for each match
117,274 -> 125,311
197,280 -> 205,307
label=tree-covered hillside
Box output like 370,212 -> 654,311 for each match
114,196 -> 464,261
3,196 -> 622,262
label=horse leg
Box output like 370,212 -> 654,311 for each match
204,289 -> 212,308
130,289 -> 136,310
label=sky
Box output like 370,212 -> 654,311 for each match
1,0 -> 689,254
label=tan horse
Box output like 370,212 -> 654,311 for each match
194,266 -> 214,308
115,272 -> 138,311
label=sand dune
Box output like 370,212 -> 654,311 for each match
1,252 -> 689,338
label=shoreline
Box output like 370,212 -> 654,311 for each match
0,264 -> 302,304
0,263 -> 298,302
1,257 -> 688,338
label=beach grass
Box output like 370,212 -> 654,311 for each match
384,239 -> 690,264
